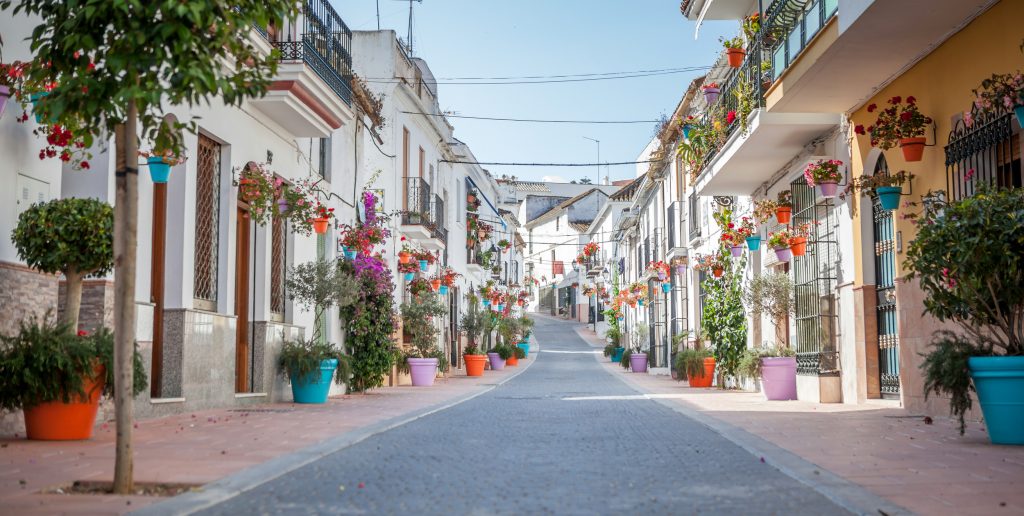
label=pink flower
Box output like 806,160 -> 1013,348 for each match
965,168 -> 975,181
963,111 -> 974,128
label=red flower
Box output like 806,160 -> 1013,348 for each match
726,110 -> 736,125
906,96 -> 916,105
900,112 -> 912,122
889,96 -> 901,104
77,330 -> 88,337
854,125 -> 865,135
80,161 -> 90,169
867,104 -> 877,113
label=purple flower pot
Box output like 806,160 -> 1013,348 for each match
675,265 -> 686,275
487,352 -> 506,371
774,247 -> 792,262
817,181 -> 839,198
657,271 -> 667,281
277,198 -> 289,214
629,352 -> 648,373
703,87 -> 720,104
730,245 -> 743,257
408,357 -> 439,387
0,85 -> 10,120
761,357 -> 797,400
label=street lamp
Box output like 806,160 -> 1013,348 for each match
582,136 -> 600,185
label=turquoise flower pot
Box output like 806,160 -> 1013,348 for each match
876,186 -> 902,211
968,356 -> 1024,445
403,272 -> 414,281
611,347 -> 624,363
30,91 -> 51,124
439,285 -> 449,295
148,157 -> 171,183
344,250 -> 357,260
638,299 -> 644,307
517,342 -> 530,357
419,260 -> 428,272
661,283 -> 671,293
746,235 -> 762,251
290,359 -> 337,404
682,124 -> 692,140
1015,105 -> 1024,129
482,299 -> 491,307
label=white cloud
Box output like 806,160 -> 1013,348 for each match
540,175 -> 567,183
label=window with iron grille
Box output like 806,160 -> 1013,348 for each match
945,105 -> 1021,201
193,134 -> 221,307
318,137 -> 329,178
270,214 -> 287,317
791,180 -> 839,376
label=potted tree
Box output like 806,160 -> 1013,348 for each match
278,337 -> 352,403
906,183 -> 1024,445
398,293 -> 448,387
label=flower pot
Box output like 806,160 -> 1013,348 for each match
517,343 -> 530,357
638,299 -> 645,307
482,299 -> 491,307
408,357 -> 439,387
506,354 -> 519,366
661,283 -> 671,293
730,245 -> 743,257
0,85 -> 11,120
477,230 -> 487,240
344,250 -> 357,260
464,354 -> 486,376
430,279 -> 442,291
23,365 -> 105,440
487,352 -> 506,371
497,304 -> 505,311
629,352 -> 648,373
675,264 -> 687,275
968,356 -> 1024,445
148,156 -> 171,184
687,357 -> 716,388
761,357 -> 797,401
682,124 -> 692,140
817,181 -> 839,198
875,186 -> 902,211
899,137 -> 927,162
703,87 -> 720,105
30,91 -> 51,124
403,272 -> 414,281
712,267 -> 723,278
789,236 -> 807,257
398,251 -> 412,264
290,359 -> 337,404
313,217 -> 329,234
726,48 -> 746,68
277,197 -> 289,214
439,285 -> 449,295
775,207 -> 792,225
239,179 -> 260,201
1015,105 -> 1024,129
611,347 -> 625,363
419,260 -> 429,272
466,239 -> 476,248
774,247 -> 792,262
746,235 -> 762,251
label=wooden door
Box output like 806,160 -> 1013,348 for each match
234,201 -> 251,392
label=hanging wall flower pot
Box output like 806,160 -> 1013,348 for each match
638,299 -> 645,307
482,298 -> 491,307
661,283 -> 671,294
277,197 -> 289,214
239,178 -> 260,201
439,285 -> 449,295
430,279 -> 442,291
419,260 -> 429,272
344,249 -> 357,260
712,266 -> 724,278
817,181 -> 839,198
657,271 -> 667,281
404,272 -> 414,281
30,91 -> 51,124
746,235 -> 762,251
313,217 -> 329,234
466,238 -> 476,248
730,245 -> 743,257
148,157 -> 172,184
875,186 -> 902,211
703,87 -> 720,105
899,137 -> 927,162
398,251 -> 412,264
0,85 -> 11,120
789,236 -> 807,257
1015,106 -> 1024,129
775,207 -> 792,225
682,124 -> 692,140
726,48 -> 746,68
774,247 -> 793,262
675,264 -> 687,275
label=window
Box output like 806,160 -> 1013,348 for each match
270,211 -> 287,318
193,134 -> 221,307
419,147 -> 425,178
317,138 -> 329,178
402,127 -> 409,178
945,106 -> 1021,200
688,192 -> 701,239
429,163 -> 435,187
791,180 -> 839,376
555,216 -> 559,231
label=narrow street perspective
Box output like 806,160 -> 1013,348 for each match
1,1 -> 1024,515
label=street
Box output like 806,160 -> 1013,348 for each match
198,316 -> 846,515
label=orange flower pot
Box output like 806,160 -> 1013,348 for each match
775,207 -> 792,225
899,137 -> 926,162
712,267 -> 724,278
506,354 -> 519,366
726,48 -> 746,68
24,365 -> 105,440
313,217 -> 329,234
464,354 -> 486,377
430,279 -> 442,291
789,236 -> 807,257
687,357 -> 716,388
398,251 -> 412,264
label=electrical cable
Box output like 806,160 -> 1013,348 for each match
401,111 -> 661,124
428,66 -> 708,81
442,159 -> 666,167
361,67 -> 710,86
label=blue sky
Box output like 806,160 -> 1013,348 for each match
337,1 -> 737,183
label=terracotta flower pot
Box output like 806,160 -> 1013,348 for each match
24,365 -> 105,440
398,251 -> 412,264
899,137 -> 926,162
726,48 -> 746,68
313,217 -> 329,234
789,236 -> 807,257
239,178 -> 260,201
464,353 -> 486,377
687,357 -> 715,388
430,279 -> 442,291
775,207 -> 792,225
712,267 -> 724,278
466,238 -> 476,248
506,354 -> 519,367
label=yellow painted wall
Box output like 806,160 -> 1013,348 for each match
848,0 -> 1024,284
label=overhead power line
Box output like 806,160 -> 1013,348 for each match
401,111 -> 660,124
408,66 -> 709,81
361,67 -> 711,86
441,159 -> 666,167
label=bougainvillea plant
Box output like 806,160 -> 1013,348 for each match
969,71 -> 1023,122
856,96 -> 932,150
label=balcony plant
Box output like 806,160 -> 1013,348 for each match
675,347 -> 715,387
733,76 -> 755,134
702,82 -> 721,104
720,36 -> 746,68
0,318 -> 148,440
851,170 -> 913,211
397,294 -> 448,387
138,149 -> 185,184
738,216 -> 760,251
278,337 -> 352,403
861,96 -> 933,162
803,159 -> 844,198
775,190 -> 793,224
741,13 -> 761,42
971,70 -> 1024,127
790,221 -> 816,257
768,229 -> 794,262
905,182 -> 1024,444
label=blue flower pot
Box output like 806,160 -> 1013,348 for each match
30,91 -> 51,124
638,299 -> 644,307
968,356 -> 1024,445
290,359 -> 337,404
661,283 -> 671,293
746,235 -> 762,251
497,304 -> 505,311
482,299 -> 491,307
1015,105 -> 1024,129
439,285 -> 449,295
611,347 -> 624,363
682,124 -> 692,140
148,157 -> 171,184
403,272 -> 414,281
876,186 -> 902,211
344,250 -> 357,260
517,342 -> 530,357
419,260 -> 428,272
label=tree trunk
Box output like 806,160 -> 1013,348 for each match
60,267 -> 84,331
112,99 -> 139,495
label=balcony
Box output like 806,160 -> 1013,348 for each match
248,0 -> 355,137
584,251 -> 606,278
681,0 -> 753,23
666,201 -> 687,260
401,177 -> 446,249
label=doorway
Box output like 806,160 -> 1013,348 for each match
234,199 -> 251,393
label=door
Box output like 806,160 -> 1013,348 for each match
872,156 -> 900,398
234,200 -> 251,393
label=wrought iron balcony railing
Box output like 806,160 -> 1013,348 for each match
268,0 -> 354,105
769,0 -> 839,82
427,194 -> 447,242
402,177 -> 432,226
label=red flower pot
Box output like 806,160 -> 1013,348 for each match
726,48 -> 746,68
313,217 -> 329,234
398,251 -> 412,264
430,279 -> 442,291
789,236 -> 807,257
775,207 -> 792,225
899,137 -> 926,162
712,267 -> 724,278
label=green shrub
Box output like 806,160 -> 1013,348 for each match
674,347 -> 713,380
278,337 -> 352,386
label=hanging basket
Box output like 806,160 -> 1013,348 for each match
775,207 -> 792,225
712,267 -> 724,278
817,182 -> 839,198
148,157 -> 172,184
703,87 -> 720,105
398,251 -> 412,264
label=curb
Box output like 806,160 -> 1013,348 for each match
589,342 -> 909,516
133,339 -> 540,515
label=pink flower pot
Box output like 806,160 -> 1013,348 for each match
408,358 -> 439,387
629,352 -> 648,373
761,357 -> 797,400
817,181 -> 839,198
730,245 -> 743,257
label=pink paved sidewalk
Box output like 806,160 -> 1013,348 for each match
575,326 -> 1024,516
0,362 -> 530,515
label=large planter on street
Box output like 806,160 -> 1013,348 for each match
611,347 -> 624,363
24,365 -> 105,440
629,352 -> 648,373
688,357 -> 716,388
408,357 -> 439,387
506,354 -> 519,367
517,342 -> 530,357
290,359 -> 337,404
968,356 -> 1024,445
487,352 -> 506,371
761,357 -> 797,401
464,354 -> 486,377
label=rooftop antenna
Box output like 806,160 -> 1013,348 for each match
393,0 -> 423,55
